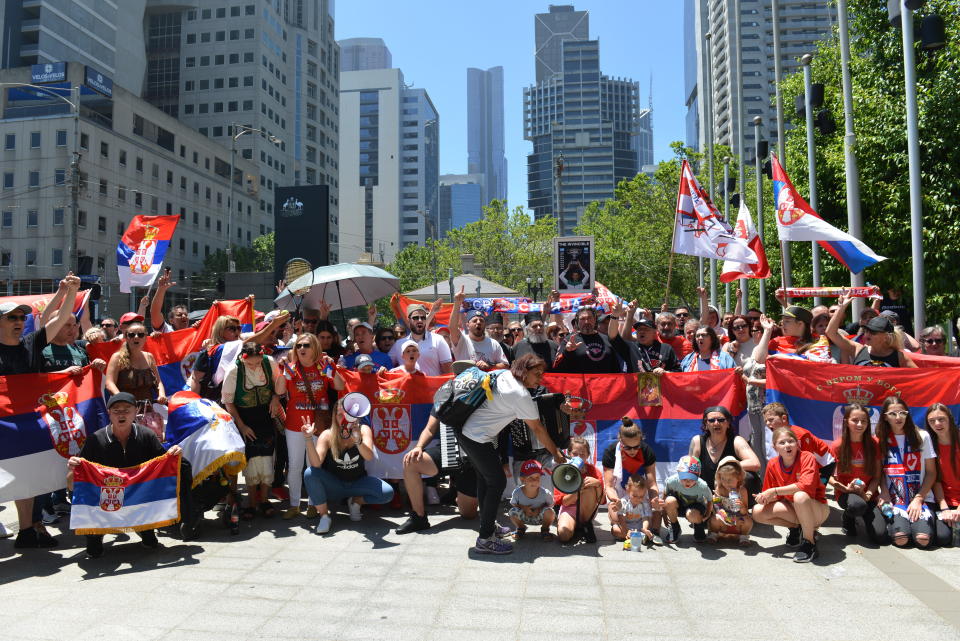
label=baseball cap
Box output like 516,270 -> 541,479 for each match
879,310 -> 900,324
406,304 -> 427,318
264,310 -> 283,323
255,320 -> 270,332
354,354 -> 375,371
0,302 -> 31,316
633,318 -> 656,330
782,305 -> 813,325
107,392 -> 137,409
865,316 -> 894,333
254,310 -> 265,322
119,312 -> 144,325
466,309 -> 485,321
519,459 -> 544,477
354,321 -> 374,333
676,455 -> 702,481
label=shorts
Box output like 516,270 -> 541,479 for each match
667,491 -> 706,519
625,518 -> 648,531
244,455 -> 274,486
508,505 -> 553,526
424,445 -> 478,498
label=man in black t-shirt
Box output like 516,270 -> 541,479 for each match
554,307 -> 622,374
608,314 -> 680,374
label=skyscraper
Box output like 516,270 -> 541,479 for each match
467,66 -> 507,205
340,37 -> 392,72
439,174 -> 484,234
524,6 -> 643,235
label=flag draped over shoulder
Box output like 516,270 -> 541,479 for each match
117,215 -> 180,293
164,391 -> 245,486
673,160 -> 758,263
772,155 -> 885,274
0,369 -> 108,502
70,454 -> 181,535
0,290 -> 91,335
721,200 -> 770,282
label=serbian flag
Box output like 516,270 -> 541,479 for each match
772,155 -> 885,274
117,215 -> 180,293
765,359 -> 960,444
673,160 -> 757,263
0,368 -> 109,502
70,454 -> 180,534
0,290 -> 92,335
164,391 -> 245,486
720,200 -> 770,282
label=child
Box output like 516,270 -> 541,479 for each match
708,456 -> 753,545
762,402 -> 834,479
657,455 -> 713,543
555,436 -> 605,543
828,403 -> 883,541
508,459 -> 556,540
613,474 -> 654,544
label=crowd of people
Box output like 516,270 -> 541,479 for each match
4,273 -> 960,565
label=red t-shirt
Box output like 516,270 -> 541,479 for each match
659,334 -> 693,360
829,437 -> 879,492
769,335 -> 799,354
554,461 -> 604,506
790,425 -> 833,465
762,450 -> 826,503
282,362 -> 331,432
938,443 -> 960,507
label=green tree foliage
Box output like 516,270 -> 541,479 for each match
202,233 -> 275,280
778,0 -> 960,321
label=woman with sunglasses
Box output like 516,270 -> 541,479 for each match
188,315 -> 243,401
722,314 -> 757,368
876,396 -> 936,548
275,333 -> 341,519
680,326 -> 736,372
825,295 -> 917,368
688,406 -> 761,494
919,326 -> 951,357
105,322 -> 166,405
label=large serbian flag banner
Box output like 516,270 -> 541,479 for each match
87,298 -> 256,395
0,368 -> 108,502
0,289 -> 92,335
765,359 -> 960,443
117,215 -> 180,293
338,369 -> 745,480
70,453 -> 181,534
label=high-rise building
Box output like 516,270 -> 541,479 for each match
338,63 -> 440,264
438,174 -> 484,234
534,5 -> 589,84
466,66 -> 507,205
687,0 -> 838,160
339,37 -> 392,72
524,7 -> 643,235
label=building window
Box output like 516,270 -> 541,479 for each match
185,57 -> 195,68
245,28 -> 254,39
98,216 -> 107,232
51,248 -> 63,266
184,104 -> 194,114
0,252 -> 9,267
100,141 -> 109,158
118,186 -> 126,201
229,53 -> 239,64
179,238 -> 186,252
4,134 -> 14,150
99,178 -> 107,195
53,208 -> 64,225
216,7 -> 225,18
199,79 -> 209,90
78,210 -> 87,228
136,157 -> 143,172
54,169 -> 66,185
192,241 -> 198,256
134,192 -> 142,207
116,221 -> 124,235
27,210 -> 38,227
80,133 -> 89,149
200,56 -> 209,66
245,4 -> 255,15
97,255 -> 105,272
186,33 -> 196,44
243,52 -> 254,63
200,32 -> 210,43
30,132 -> 40,148
26,249 -> 37,267
215,31 -> 225,42
56,130 -> 67,147
229,29 -> 239,40
215,54 -> 224,65
1,211 -> 11,228
119,150 -> 127,166
166,170 -> 173,184
242,100 -> 253,111
29,171 -> 39,188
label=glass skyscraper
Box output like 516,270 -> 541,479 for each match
467,66 -> 507,206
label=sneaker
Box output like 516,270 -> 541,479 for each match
347,498 -> 362,522
693,523 -> 707,542
86,536 -> 104,558
786,526 -> 802,548
0,522 -> 12,539
139,530 -> 160,549
395,513 -> 430,535
281,506 -> 301,520
494,524 -> 516,540
305,506 -> 318,519
474,536 -> 513,555
41,508 -> 60,525
315,514 -> 332,534
651,534 -> 664,546
794,539 -> 818,563
841,515 -> 857,537
14,527 -> 57,549
642,532 -> 653,546
738,534 -> 752,546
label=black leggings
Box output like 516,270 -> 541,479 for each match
455,433 -> 506,540
838,493 -> 887,543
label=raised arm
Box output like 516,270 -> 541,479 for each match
149,271 -> 174,331
825,295 -> 859,360
448,286 -> 464,347
697,286 -> 709,326
44,273 -> 80,338
426,298 -> 443,330
39,282 -> 67,328
750,313 -> 776,364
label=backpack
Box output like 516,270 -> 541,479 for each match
432,367 -> 503,430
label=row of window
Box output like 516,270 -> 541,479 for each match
4,130 -> 68,151
183,100 -> 254,115
186,5 -> 256,20
184,76 -> 254,91
185,51 -> 255,67
185,28 -> 255,45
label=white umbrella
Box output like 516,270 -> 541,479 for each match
274,263 -> 400,312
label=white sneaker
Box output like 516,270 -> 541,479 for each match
425,486 -> 440,505
348,498 -> 362,522
0,522 -> 11,539
315,514 -> 332,534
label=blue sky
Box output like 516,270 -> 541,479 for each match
336,1 -> 686,212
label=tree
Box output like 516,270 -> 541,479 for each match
201,234 -> 274,282
777,0 -> 960,322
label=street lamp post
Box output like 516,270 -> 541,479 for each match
705,31 -> 717,308
229,123 -> 281,272
525,276 -> 544,301
801,54 -> 822,306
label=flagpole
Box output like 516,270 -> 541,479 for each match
753,116 -> 766,313
771,0 -> 792,300
723,157 -> 731,315
732,0 -> 748,315
802,54 -> 822,307
665,163 -> 682,309
705,31 -> 718,310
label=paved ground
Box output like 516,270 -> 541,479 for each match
2,499 -> 960,641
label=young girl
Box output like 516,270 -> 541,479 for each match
925,404 -> 959,547
557,436 -> 605,543
876,396 -> 937,548
612,474 -> 654,544
752,427 -> 829,563
707,456 -> 752,545
828,404 -> 884,542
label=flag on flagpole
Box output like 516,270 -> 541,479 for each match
772,155 -> 885,274
720,200 -> 771,282
673,160 -> 758,263
70,453 -> 181,535
116,215 -> 180,293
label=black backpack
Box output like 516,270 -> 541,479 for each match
432,367 -> 503,429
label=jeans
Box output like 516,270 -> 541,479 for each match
838,492 -> 887,543
302,466 -> 393,507
455,433 -> 505,540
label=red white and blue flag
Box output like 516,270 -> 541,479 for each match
70,453 -> 181,534
772,155 -> 885,274
164,391 -> 246,486
0,290 -> 91,335
116,215 -> 180,293
0,368 -> 108,502
721,200 -> 771,282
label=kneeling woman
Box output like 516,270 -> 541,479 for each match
753,427 -> 829,563
302,399 -> 394,534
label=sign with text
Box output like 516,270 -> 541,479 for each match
30,62 -> 66,84
84,66 -> 112,98
553,236 -> 594,294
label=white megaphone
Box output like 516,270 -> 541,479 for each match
551,456 -> 584,494
341,392 -> 371,423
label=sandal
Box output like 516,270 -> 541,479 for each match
540,530 -> 554,541
258,502 -> 276,517
240,507 -> 256,521
514,526 -> 527,539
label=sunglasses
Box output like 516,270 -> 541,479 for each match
557,332 -> 569,338
885,410 -> 910,418
126,332 -> 146,338
101,322 -> 116,328
511,328 -> 523,334
409,315 -> 427,322
5,314 -> 26,321
676,313 -> 690,318
620,443 -> 641,452
706,417 -> 728,424
924,338 -> 944,345
296,343 -> 312,349
732,324 -> 749,330
225,325 -> 241,331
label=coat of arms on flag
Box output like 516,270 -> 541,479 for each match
116,215 -> 180,292
371,388 -> 411,455
38,391 -> 87,458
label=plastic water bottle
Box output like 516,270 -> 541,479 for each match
851,479 -> 865,490
630,530 -> 643,552
729,490 -> 741,513
881,504 -> 894,522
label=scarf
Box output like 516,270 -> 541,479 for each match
884,433 -> 931,518
687,350 -> 722,372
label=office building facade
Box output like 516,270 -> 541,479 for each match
340,37 -> 391,72
438,174 -> 483,234
466,66 -> 507,206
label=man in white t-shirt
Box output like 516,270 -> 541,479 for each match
387,303 -> 452,375
449,286 -> 508,371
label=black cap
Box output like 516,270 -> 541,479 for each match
466,309 -> 485,321
107,392 -> 137,409
866,316 -> 894,333
523,312 -> 541,324
782,305 -> 813,325
633,318 -> 656,330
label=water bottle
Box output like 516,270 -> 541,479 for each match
229,503 -> 240,535
851,479 -> 865,491
729,490 -> 741,514
881,503 -> 894,522
630,530 -> 643,552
